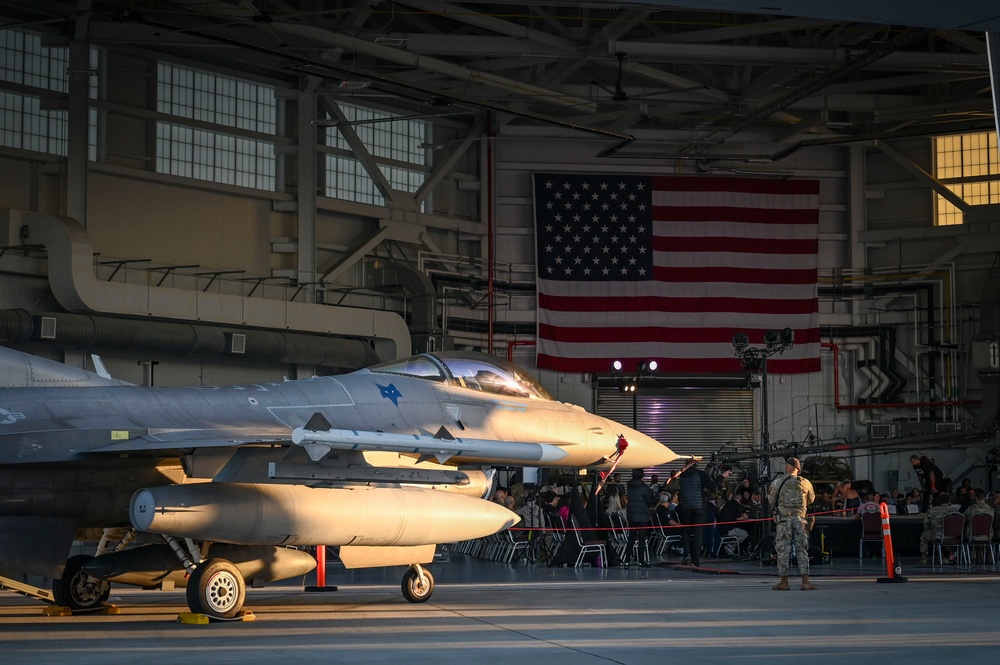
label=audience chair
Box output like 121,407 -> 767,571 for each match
966,512 -> 995,564
569,515 -> 607,568
934,512 -> 968,565
858,511 -> 885,559
650,511 -> 681,557
608,513 -> 630,563
716,531 -> 740,558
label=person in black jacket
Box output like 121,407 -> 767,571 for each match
677,461 -> 715,566
910,455 -> 944,513
623,468 -> 657,567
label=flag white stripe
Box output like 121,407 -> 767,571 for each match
652,220 -> 819,240
538,339 -> 821,360
653,251 -> 818,270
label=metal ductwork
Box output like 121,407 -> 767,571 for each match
370,261 -> 441,353
0,309 -> 379,370
0,210 -> 411,362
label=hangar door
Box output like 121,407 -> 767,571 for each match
595,385 -> 755,480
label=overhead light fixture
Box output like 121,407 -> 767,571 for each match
732,332 -> 748,351
612,360 -> 623,373
338,80 -> 371,90
638,360 -> 658,376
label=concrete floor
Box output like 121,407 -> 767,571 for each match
1,552 -> 998,665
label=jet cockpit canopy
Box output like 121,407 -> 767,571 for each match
368,352 -> 553,400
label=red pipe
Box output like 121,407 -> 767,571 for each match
822,341 -> 979,410
507,339 -> 536,363
486,113 -> 495,355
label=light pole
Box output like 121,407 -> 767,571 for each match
732,328 -> 794,561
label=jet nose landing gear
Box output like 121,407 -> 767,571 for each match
185,558 -> 246,620
401,564 -> 434,603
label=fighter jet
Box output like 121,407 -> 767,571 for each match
0,346 -> 674,618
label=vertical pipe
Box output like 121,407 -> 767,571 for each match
315,545 -> 326,588
486,113 -> 495,355
66,40 -> 90,225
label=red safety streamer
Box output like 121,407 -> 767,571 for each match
594,435 -> 629,495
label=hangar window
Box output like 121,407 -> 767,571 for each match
933,131 -> 1000,226
324,103 -> 427,209
0,29 -> 97,159
156,62 -> 276,191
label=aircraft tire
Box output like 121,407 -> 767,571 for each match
186,558 -> 246,619
52,554 -> 111,610
401,567 -> 434,603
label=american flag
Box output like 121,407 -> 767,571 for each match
533,173 -> 821,374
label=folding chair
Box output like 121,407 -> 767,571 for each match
650,511 -> 681,556
934,512 -> 968,565
608,513 -> 630,563
858,511 -> 884,559
569,515 -> 606,568
966,512 -> 995,564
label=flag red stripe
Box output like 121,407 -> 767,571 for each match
538,324 -> 822,345
652,266 -> 817,284
652,236 -> 818,254
538,293 -> 818,315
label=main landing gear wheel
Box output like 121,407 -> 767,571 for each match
401,565 -> 434,603
52,555 -> 111,610
186,558 -> 246,620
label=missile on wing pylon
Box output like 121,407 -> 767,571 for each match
130,482 -> 519,546
291,424 -> 569,464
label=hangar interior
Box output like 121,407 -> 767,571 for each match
1,1 -> 999,492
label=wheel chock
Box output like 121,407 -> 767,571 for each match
94,604 -> 121,615
177,613 -> 211,624
177,610 -> 255,624
42,606 -> 73,617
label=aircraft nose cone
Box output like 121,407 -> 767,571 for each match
619,426 -> 676,468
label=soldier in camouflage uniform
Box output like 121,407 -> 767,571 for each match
963,489 -> 994,562
919,493 -> 958,563
768,457 -> 816,590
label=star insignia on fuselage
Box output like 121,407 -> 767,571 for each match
377,383 -> 402,406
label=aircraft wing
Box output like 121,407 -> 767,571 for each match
88,429 -> 291,453
291,412 -> 569,465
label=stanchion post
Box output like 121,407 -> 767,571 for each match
304,544 -> 338,592
876,501 -> 907,583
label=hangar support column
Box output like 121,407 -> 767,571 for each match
297,83 -> 320,304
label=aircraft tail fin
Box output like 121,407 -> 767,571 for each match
90,354 -> 113,380
304,412 -> 333,432
0,345 -> 132,387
